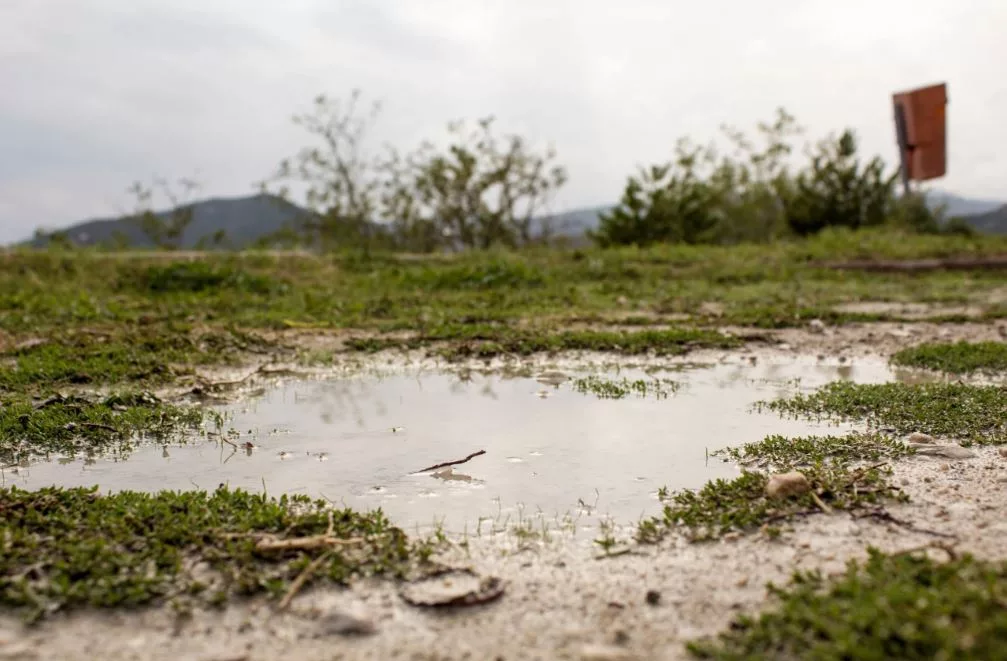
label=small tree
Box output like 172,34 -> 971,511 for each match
781,130 -> 897,236
381,117 -> 567,251
259,90 -> 388,252
592,108 -> 800,247
125,176 -> 201,250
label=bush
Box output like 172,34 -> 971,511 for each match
592,111 -> 945,247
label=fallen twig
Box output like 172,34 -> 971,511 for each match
891,540 -> 959,560
278,550 -> 332,610
842,462 -> 889,488
855,508 -> 958,539
809,491 -> 833,515
415,450 -> 486,474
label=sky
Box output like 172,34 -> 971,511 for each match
1,0 -> 1005,243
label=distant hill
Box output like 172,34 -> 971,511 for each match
25,194 -> 311,249
17,188 -> 1006,249
960,204 -> 1007,235
924,191 -> 1003,218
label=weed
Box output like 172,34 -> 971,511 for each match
716,432 -> 915,470
0,486 -> 413,622
571,375 -> 681,399
765,381 -> 1007,445
688,548 -> 1007,660
892,340 -> 1007,375
0,392 -> 205,464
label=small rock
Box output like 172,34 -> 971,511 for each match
316,611 -> 376,637
579,643 -> 635,661
645,590 -> 661,606
911,444 -> 977,460
908,432 -> 936,444
613,630 -> 630,646
998,448 -> 1007,459
765,472 -> 810,498
617,296 -> 629,306
808,319 -> 826,334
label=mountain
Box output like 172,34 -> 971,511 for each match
924,191 -> 1003,218
25,194 -> 311,249
959,204 -> 1007,235
18,189 -> 1006,249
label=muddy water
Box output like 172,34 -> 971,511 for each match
6,356 -> 923,532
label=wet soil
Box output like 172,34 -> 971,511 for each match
2,321 -> 1006,661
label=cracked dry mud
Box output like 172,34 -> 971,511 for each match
2,322 -> 1006,661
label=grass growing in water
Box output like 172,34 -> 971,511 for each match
0,486 -> 414,622
0,392 -> 207,465
639,433 -> 906,543
892,340 -> 1007,375
688,548 -> 1007,660
347,327 -> 740,359
571,375 -> 681,399
716,432 -> 915,469
765,381 -> 1007,445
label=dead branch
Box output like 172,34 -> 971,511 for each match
278,550 -> 332,610
814,255 -> 1007,273
810,491 -> 833,515
854,508 -> 958,539
891,540 -> 959,560
415,450 -> 486,474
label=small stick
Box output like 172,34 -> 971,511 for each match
810,491 -> 833,515
278,550 -> 332,610
415,450 -> 486,474
77,422 -> 119,434
255,535 -> 365,552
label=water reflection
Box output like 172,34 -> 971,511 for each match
6,355 -> 936,531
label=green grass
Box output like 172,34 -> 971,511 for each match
892,341 -> 1007,375
716,432 -> 915,469
0,327 -> 279,395
0,392 -> 208,465
3,231 -> 1006,389
571,375 -> 681,399
348,326 -> 741,358
765,381 -> 1007,445
639,432 -> 906,543
0,486 -> 415,622
689,548 -> 1007,660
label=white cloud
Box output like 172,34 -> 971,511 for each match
0,0 -> 1003,242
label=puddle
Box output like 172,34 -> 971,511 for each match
6,355 -> 931,532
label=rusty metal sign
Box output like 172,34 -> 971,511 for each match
892,82 -> 948,189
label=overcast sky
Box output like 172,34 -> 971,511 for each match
1,0 -> 1004,243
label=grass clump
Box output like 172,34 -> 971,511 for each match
126,261 -> 286,295
765,381 -> 1007,445
640,461 -> 901,543
892,340 -> 1007,375
0,392 -> 207,465
0,486 -> 412,622
717,432 -> 915,469
639,432 -> 908,543
688,548 -> 1007,660
0,328 -> 276,394
571,375 -> 681,399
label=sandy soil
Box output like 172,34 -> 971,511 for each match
3,322 -> 1007,661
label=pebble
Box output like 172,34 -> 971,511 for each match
808,319 -> 826,334
316,611 -> 377,637
579,643 -> 636,661
908,432 -> 936,444
999,448 -> 1007,459
911,444 -> 976,460
645,590 -> 661,606
765,472 -> 810,498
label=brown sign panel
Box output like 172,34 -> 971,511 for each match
892,82 -> 948,182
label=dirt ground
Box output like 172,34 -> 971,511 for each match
2,321 -> 1007,661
